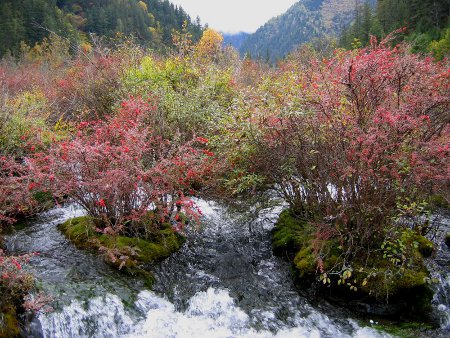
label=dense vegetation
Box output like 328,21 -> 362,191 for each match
0,0 -> 203,57
0,2 -> 449,336
340,0 -> 450,57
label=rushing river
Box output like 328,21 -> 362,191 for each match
5,198 -> 450,338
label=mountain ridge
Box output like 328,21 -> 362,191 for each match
229,0 -> 374,62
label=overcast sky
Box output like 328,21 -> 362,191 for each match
169,0 -> 298,33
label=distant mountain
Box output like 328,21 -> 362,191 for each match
222,32 -> 250,50
239,0 -> 375,62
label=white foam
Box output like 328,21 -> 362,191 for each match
127,288 -> 386,338
40,294 -> 134,338
39,287 -> 388,338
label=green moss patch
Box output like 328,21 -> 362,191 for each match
59,216 -> 185,288
0,305 -> 20,338
272,209 -> 436,321
272,209 -> 311,257
428,194 -> 449,209
373,321 -> 435,338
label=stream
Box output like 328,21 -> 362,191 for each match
5,198 -> 450,338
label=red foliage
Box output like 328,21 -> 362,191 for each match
0,156 -> 35,226
0,249 -> 36,307
31,98 -> 213,233
252,43 -> 449,244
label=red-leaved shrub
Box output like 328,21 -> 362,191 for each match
251,40 -> 449,248
32,97 -> 214,235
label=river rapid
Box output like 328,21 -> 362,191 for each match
5,198 -> 450,338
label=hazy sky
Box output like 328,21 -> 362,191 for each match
169,0 -> 298,33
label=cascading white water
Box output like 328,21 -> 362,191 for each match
429,214 -> 450,330
130,287 -> 392,338
38,288 -> 388,338
434,275 -> 450,329
39,294 -> 134,338
6,200 -> 450,337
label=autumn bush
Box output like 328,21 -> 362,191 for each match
32,97 -> 214,237
0,156 -> 39,227
0,24 -> 448,322
123,45 -> 237,144
246,40 -> 449,291
50,49 -> 132,122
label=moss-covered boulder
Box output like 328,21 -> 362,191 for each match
272,209 -> 436,322
272,209 -> 310,258
0,305 -> 20,338
373,321 -> 435,338
59,216 -> 185,288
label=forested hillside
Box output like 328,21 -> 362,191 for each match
0,0 -> 203,57
222,32 -> 250,50
340,0 -> 450,58
239,0 -> 374,62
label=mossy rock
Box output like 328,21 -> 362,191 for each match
273,210 -> 342,282
272,209 -> 312,258
272,209 -> 436,322
0,306 -> 20,338
414,234 -> 434,257
374,321 -> 435,338
59,216 -> 185,288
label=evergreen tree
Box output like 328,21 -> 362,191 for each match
0,0 -> 204,57
340,0 -> 450,54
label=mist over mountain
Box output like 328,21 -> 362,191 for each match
222,32 -> 250,50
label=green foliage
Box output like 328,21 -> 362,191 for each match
428,195 -> 449,210
123,53 -> 236,142
223,172 -> 265,196
340,2 -> 381,48
0,91 -> 48,156
0,87 -> 70,158
340,0 -> 450,53
0,0 -> 203,57
429,28 -> 450,60
0,0 -> 79,57
381,228 -> 434,267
